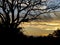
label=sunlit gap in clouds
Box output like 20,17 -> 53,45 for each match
18,20 -> 60,37
17,0 -> 60,37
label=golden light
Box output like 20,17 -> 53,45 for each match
19,20 -> 60,36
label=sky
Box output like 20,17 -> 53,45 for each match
0,0 -> 60,36
20,20 -> 60,36
47,0 -> 60,10
0,0 -> 60,15
21,0 -> 60,36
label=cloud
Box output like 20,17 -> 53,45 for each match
47,0 -> 60,9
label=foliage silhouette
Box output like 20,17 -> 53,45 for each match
52,29 -> 60,37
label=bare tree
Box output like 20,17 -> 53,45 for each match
0,0 -> 42,31
0,0 -> 60,31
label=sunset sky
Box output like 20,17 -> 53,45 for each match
19,0 -> 60,37
19,20 -> 60,36
0,0 -> 60,37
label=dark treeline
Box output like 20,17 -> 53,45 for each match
0,27 -> 60,45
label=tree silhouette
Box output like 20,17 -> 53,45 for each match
52,29 -> 60,37
0,0 -> 60,34
0,0 -> 43,33
0,0 -> 60,44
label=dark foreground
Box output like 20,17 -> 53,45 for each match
0,25 -> 60,45
0,32 -> 60,45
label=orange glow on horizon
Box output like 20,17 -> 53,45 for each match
18,20 -> 60,36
